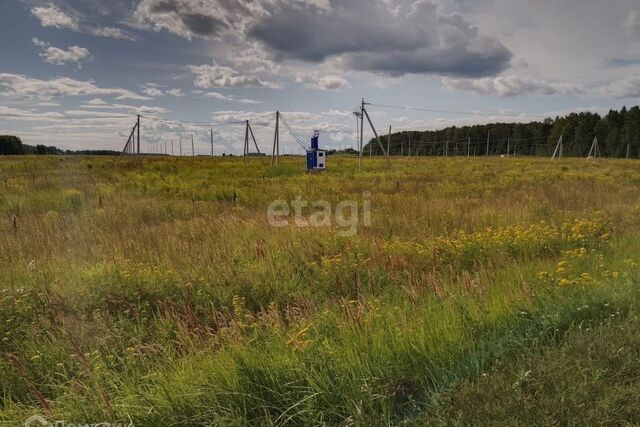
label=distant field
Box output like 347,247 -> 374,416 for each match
2,155 -> 640,425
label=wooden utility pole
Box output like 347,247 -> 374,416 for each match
210,129 -> 214,157
191,134 -> 195,157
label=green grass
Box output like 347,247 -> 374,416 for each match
423,312 -> 640,426
2,155 -> 640,425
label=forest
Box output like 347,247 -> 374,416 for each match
367,106 -> 640,158
0,136 -> 119,156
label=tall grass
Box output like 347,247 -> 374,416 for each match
2,156 -> 640,424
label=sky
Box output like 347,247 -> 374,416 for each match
0,0 -> 639,154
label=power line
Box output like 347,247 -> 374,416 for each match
0,112 -> 132,120
279,113 -> 308,150
367,102 -> 532,118
146,113 -> 277,128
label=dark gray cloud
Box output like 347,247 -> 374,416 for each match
134,0 -> 512,78
609,58 -> 640,67
147,0 -> 226,36
134,0 -> 252,39
178,13 -> 225,37
247,0 -> 512,77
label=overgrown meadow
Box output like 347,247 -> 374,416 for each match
2,155 -> 640,425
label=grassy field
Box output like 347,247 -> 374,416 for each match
2,155 -> 640,425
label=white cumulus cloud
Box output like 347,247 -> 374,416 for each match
32,38 -> 91,66
297,74 -> 351,91
189,63 -> 277,88
0,73 -> 150,101
31,4 -> 133,40
31,4 -> 80,31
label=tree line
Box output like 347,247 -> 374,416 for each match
0,135 -> 119,156
366,106 -> 640,158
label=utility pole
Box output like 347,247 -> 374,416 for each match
247,122 -> 261,155
179,137 -> 183,156
137,115 -> 141,155
552,135 -> 563,160
408,139 -> 411,157
387,126 -> 392,157
354,111 -> 362,170
272,111 -> 280,166
360,99 -> 365,166
588,136 -> 600,159
244,120 -> 249,162
361,100 -> 389,162
627,143 -> 631,159
210,129 -> 214,157
191,134 -> 195,157
506,137 -> 510,157
486,130 -> 490,156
